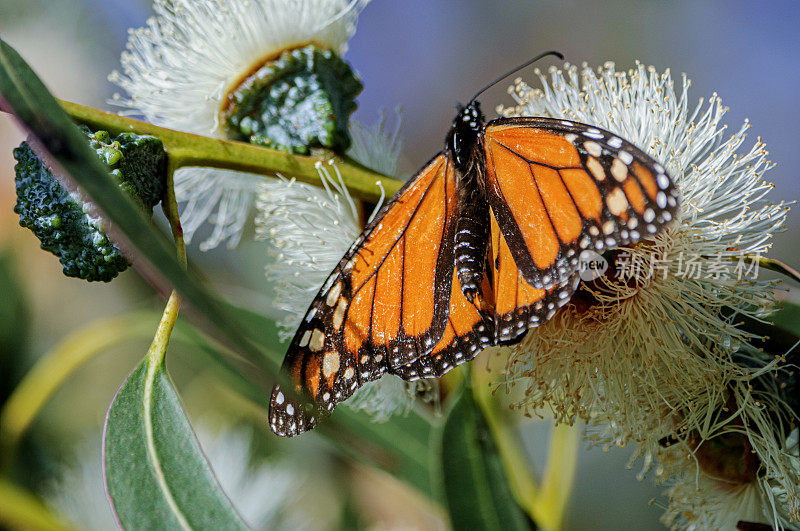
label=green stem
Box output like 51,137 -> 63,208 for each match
147,164 -> 187,368
58,100 -> 402,200
146,291 -> 181,368
752,254 -> 800,285
163,159 -> 187,269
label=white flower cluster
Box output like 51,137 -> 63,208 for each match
498,62 -> 796,528
110,0 -> 370,249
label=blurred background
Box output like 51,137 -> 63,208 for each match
1,0 -> 798,529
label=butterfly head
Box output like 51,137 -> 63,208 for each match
447,100 -> 485,168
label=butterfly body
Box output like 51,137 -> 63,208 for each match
448,101 -> 491,301
268,97 -> 680,437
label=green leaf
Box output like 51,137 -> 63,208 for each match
104,357 -> 247,529
333,404 -> 436,500
769,300 -> 800,339
734,302 -> 800,426
755,255 -> 800,286
733,301 -> 800,358
438,389 -> 531,531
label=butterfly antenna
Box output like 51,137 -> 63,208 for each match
469,50 -> 564,103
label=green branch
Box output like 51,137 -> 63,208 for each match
58,100 -> 402,199
754,255 -> 800,285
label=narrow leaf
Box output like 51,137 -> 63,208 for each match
333,405 -> 436,499
438,389 -> 530,530
769,300 -> 800,340
732,301 -> 800,360
103,358 -> 247,529
0,313 -> 159,470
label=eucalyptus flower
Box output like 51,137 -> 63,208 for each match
254,117 -> 418,421
661,444 -> 800,529
109,0 -> 370,249
256,161 -> 364,342
497,62 -> 796,527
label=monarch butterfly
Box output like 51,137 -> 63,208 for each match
269,52 -> 679,437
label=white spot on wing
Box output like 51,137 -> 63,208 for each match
584,141 -> 602,157
305,307 -> 317,322
321,274 -> 336,294
322,351 -> 340,378
611,158 -> 627,182
618,150 -> 633,165
586,157 -> 605,181
607,188 -> 628,216
310,329 -> 325,352
299,330 -> 311,348
325,282 -> 342,306
333,298 -> 347,330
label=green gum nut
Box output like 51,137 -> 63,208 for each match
103,146 -> 123,166
13,127 -> 166,282
221,44 -> 363,155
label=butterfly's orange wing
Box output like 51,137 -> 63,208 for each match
391,267 -> 494,380
489,209 -> 579,343
269,153 -> 459,436
393,203 -> 584,371
482,117 -> 679,290
391,204 -> 581,375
